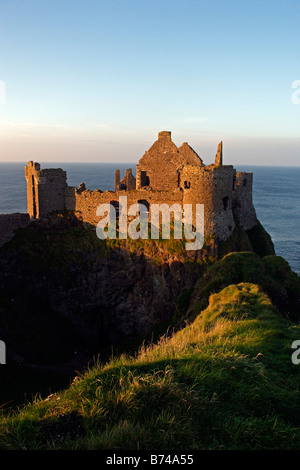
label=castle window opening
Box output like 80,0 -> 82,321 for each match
141,171 -> 150,187
110,200 -> 121,220
137,199 -> 150,218
222,196 -> 229,210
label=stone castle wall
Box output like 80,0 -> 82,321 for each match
23,131 -> 258,244
233,172 -> 257,230
65,185 -> 183,228
181,164 -> 236,241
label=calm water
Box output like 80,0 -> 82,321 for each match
0,162 -> 299,275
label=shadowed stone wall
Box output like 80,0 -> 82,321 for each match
233,172 -> 257,230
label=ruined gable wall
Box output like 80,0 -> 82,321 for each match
137,132 -> 205,191
178,142 -> 204,166
137,131 -> 182,191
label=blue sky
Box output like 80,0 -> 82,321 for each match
0,0 -> 299,165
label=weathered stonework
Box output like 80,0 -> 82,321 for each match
215,141 -> 223,165
24,131 -> 258,243
25,161 -> 67,219
232,171 -> 257,230
181,163 -> 235,241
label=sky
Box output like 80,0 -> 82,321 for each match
0,0 -> 299,165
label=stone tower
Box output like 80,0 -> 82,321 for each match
25,161 -> 67,218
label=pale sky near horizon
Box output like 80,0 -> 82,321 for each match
0,0 -> 299,166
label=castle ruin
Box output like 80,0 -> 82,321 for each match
22,131 -> 257,244
24,131 -> 257,243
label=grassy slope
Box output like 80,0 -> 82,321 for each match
186,252 -> 300,323
0,218 -> 299,449
1,282 -> 300,450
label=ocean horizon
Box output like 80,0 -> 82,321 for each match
0,162 -> 299,276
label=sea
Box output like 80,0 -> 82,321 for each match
0,162 -> 299,276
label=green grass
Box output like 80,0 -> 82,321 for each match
1,282 -> 300,450
0,215 -> 299,449
187,251 -> 300,323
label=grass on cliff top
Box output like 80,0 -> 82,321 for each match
187,251 -> 300,324
1,282 -> 300,450
2,216 -> 216,269
0,213 -> 274,274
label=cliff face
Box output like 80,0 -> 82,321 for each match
0,213 -> 279,365
0,213 -> 30,247
45,246 -> 199,346
0,216 -> 208,362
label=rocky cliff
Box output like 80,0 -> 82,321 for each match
0,212 -> 278,365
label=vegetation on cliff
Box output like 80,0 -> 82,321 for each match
0,215 -> 293,368
1,282 -> 300,450
186,252 -> 300,323
0,215 -> 299,450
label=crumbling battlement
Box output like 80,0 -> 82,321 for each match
24,131 -> 258,242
